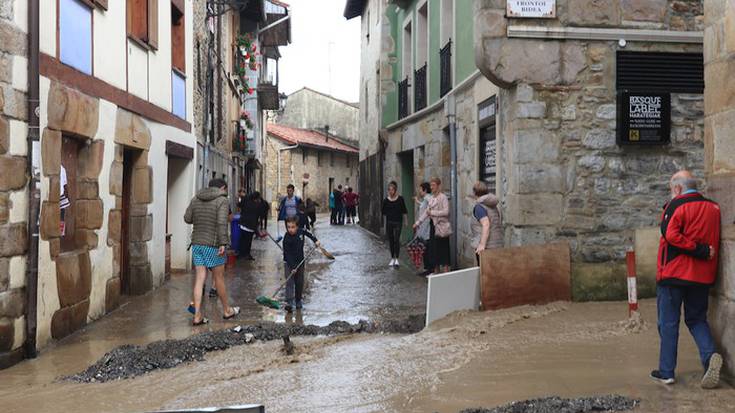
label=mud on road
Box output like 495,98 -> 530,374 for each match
65,315 -> 425,383
459,395 -> 640,413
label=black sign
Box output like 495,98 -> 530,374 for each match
617,91 -> 671,145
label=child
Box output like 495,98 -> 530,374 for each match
283,216 -> 321,312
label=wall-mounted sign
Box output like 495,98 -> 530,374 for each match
616,91 -> 671,145
507,0 -> 556,18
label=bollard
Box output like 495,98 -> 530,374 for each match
626,250 -> 638,316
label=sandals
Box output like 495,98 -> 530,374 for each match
192,317 -> 209,326
223,306 -> 241,320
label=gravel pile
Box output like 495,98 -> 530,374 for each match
460,395 -> 639,413
64,316 -> 424,383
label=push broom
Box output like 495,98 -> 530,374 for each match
256,246 -> 319,310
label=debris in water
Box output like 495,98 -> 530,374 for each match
282,335 -> 294,355
63,315 -> 424,383
459,395 -> 639,413
232,325 -> 242,333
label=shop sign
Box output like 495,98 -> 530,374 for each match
507,1 -> 556,18
616,91 -> 671,145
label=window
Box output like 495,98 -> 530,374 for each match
302,148 -> 308,164
196,39 -> 202,90
171,1 -> 185,73
346,154 -> 351,168
416,3 -> 428,68
127,0 -> 159,49
364,82 -> 369,121
172,70 -> 186,119
402,20 -> 412,85
366,10 -> 370,44
59,0 -> 93,74
318,151 -> 323,166
440,0 -> 454,47
330,152 -> 334,167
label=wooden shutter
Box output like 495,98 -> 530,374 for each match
147,0 -> 158,49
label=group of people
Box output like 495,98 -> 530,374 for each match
330,185 -> 360,225
183,170 -> 725,390
381,177 -> 502,275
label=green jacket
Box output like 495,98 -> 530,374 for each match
184,187 -> 229,248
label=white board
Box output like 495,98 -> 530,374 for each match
426,267 -> 481,326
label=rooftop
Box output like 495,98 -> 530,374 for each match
267,123 -> 359,153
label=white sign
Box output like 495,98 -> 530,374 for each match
507,0 -> 556,18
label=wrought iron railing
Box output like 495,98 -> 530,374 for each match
414,64 -> 427,112
440,39 -> 452,97
398,77 -> 409,119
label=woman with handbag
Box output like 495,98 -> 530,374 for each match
413,177 -> 452,274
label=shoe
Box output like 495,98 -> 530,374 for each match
295,301 -> 303,310
223,306 -> 241,320
650,370 -> 675,385
208,288 -> 218,298
389,259 -> 395,267
393,259 -> 400,267
284,304 -> 293,313
702,353 -> 722,389
187,302 -> 195,314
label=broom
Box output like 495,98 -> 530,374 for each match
256,246 -> 319,309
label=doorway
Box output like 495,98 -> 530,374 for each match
398,150 -> 415,243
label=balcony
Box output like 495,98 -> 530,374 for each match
414,64 -> 427,112
398,77 -> 409,119
258,82 -> 280,110
440,39 -> 452,97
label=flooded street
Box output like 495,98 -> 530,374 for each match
0,219 -> 734,412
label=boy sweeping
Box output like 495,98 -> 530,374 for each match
283,216 -> 321,312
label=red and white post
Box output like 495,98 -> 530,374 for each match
626,250 -> 639,317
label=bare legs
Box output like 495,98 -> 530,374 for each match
192,264 -> 235,323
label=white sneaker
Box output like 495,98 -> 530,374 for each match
702,353 -> 722,389
394,259 -> 400,267
389,259 -> 395,267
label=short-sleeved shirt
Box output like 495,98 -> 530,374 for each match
473,204 -> 488,221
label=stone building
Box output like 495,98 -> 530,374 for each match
473,1 -> 706,300
192,0 -> 291,204
264,123 -> 359,213
348,1 -> 709,294
0,0 -> 31,368
704,0 -> 735,382
275,87 -> 360,145
346,0 -> 503,262
1,0 -> 199,369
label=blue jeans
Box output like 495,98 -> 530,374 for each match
657,284 -> 716,378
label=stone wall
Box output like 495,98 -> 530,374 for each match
475,0 -> 706,300
383,75 -> 499,265
277,88 -> 360,145
704,0 -> 735,380
264,135 -> 359,214
0,1 -> 28,368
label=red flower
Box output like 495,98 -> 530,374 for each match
252,44 -> 257,52
248,88 -> 254,94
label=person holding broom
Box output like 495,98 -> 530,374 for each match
283,215 -> 321,313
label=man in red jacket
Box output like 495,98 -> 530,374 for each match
652,170 -> 722,389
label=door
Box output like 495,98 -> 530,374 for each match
398,150 -> 415,243
121,149 -> 134,295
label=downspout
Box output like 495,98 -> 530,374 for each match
24,0 -> 40,358
445,94 -> 458,270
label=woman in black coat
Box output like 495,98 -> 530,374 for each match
238,191 -> 264,260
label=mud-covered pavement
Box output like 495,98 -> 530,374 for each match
1,219 -> 734,412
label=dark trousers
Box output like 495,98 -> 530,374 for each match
308,212 -> 316,229
330,207 -> 337,224
285,264 -> 305,304
423,239 -> 434,270
337,205 -> 345,224
386,222 -> 402,258
239,230 -> 254,258
657,284 -> 717,378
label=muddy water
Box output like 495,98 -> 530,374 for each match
2,300 -> 734,412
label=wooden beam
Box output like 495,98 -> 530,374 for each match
165,140 -> 194,160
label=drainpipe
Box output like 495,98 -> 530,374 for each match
277,143 -> 299,195
24,0 -> 40,358
445,94 -> 458,270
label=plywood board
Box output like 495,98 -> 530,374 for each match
480,241 -> 571,310
426,267 -> 481,326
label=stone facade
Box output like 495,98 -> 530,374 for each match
704,0 -> 735,380
276,88 -> 360,145
475,0 -> 706,300
264,134 -> 359,214
0,1 -> 28,368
